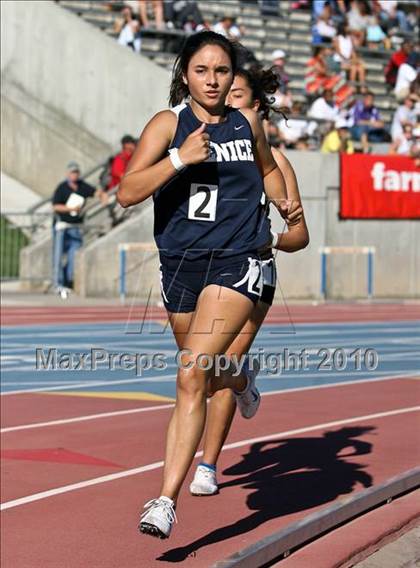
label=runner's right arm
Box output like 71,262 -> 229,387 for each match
117,112 -> 209,207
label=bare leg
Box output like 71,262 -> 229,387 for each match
153,0 -> 164,28
358,63 -> 366,84
159,285 -> 255,501
138,0 -> 149,26
361,132 -> 369,153
201,301 -> 270,466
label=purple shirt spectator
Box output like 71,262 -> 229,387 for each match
351,99 -> 381,124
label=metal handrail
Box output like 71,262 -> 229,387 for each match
27,159 -> 108,214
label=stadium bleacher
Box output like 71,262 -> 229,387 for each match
56,0 -> 419,133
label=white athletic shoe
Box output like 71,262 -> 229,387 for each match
56,287 -> 70,300
234,357 -> 261,419
190,465 -> 218,496
139,496 -> 177,539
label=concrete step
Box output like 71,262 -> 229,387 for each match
241,37 -> 261,50
197,0 -> 241,17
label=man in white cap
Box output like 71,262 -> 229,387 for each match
271,49 -> 292,109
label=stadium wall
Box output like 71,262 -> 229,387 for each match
277,152 -> 420,300
73,152 -> 419,300
1,0 -> 170,199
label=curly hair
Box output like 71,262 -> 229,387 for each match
235,65 -> 288,121
169,31 -> 237,107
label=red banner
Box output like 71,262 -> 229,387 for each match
340,154 -> 420,219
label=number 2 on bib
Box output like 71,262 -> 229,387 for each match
188,183 -> 218,222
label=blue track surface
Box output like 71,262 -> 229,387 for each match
1,320 -> 419,397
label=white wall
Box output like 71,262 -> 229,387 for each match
1,0 -> 171,197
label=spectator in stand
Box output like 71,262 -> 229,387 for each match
292,0 -> 310,10
321,118 -> 355,153
410,72 -> 420,99
389,124 -> 419,156
108,135 -> 137,191
52,162 -> 106,298
412,126 -> 420,161
308,88 -> 341,121
260,0 -> 280,17
163,1 -> 203,31
313,3 -> 337,43
195,20 -> 212,33
295,137 -> 311,150
213,16 -> 244,40
391,95 -> 417,141
115,6 -> 141,53
394,52 -> 419,102
278,101 -> 317,147
312,0 -> 327,22
347,0 -> 370,47
365,14 -> 391,50
138,0 -> 164,29
123,1 -> 140,14
305,46 -> 342,97
271,50 -> 293,109
333,23 -> 366,85
350,91 -> 390,152
376,0 -> 413,34
384,40 -> 412,89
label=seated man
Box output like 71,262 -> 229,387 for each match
308,89 -> 340,122
349,91 -> 390,153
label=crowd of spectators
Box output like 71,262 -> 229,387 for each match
111,1 -> 245,52
312,0 -> 417,47
108,0 -> 419,156
273,0 -> 419,154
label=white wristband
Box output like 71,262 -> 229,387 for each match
169,148 -> 186,172
271,230 -> 278,248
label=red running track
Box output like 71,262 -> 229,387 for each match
1,378 -> 419,567
2,302 -> 420,326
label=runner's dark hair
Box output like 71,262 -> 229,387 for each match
169,31 -> 237,106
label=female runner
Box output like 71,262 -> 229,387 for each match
118,31 -> 295,539
188,65 -> 309,497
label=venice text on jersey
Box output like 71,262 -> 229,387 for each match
208,139 -> 255,162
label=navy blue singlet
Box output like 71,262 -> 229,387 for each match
153,103 -> 271,262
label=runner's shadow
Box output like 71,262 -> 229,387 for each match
157,426 -> 375,563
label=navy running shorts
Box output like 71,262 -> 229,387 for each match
159,253 -> 276,313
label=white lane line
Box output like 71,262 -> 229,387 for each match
0,374 -> 176,396
2,364 -> 420,396
1,403 -> 175,433
1,373 -> 419,433
260,372 -> 419,397
1,381 -> 92,386
1,405 -> 419,511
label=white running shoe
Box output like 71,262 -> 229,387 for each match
139,496 -> 177,539
190,465 -> 218,496
234,356 -> 261,419
56,287 -> 70,300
